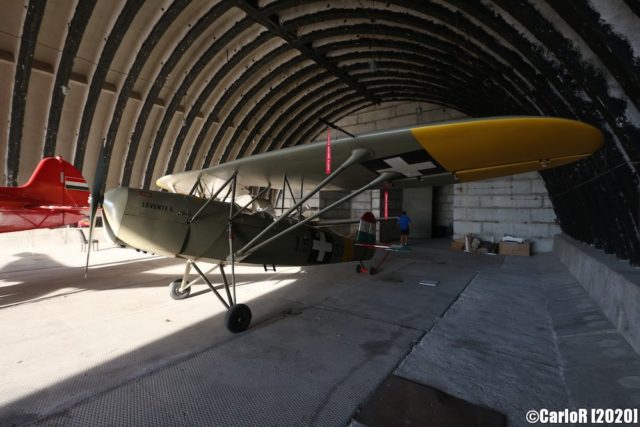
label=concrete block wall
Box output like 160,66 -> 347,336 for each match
277,187 -> 319,217
453,171 -> 561,252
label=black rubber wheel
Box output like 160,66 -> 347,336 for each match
369,267 -> 377,275
356,264 -> 362,273
169,279 -> 190,300
225,304 -> 252,333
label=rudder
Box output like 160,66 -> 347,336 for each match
22,157 -> 89,207
356,212 -> 377,244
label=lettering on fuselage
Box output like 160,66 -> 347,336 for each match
141,201 -> 174,213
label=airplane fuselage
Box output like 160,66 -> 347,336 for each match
102,187 -> 374,266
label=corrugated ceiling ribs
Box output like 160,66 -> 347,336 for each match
0,0 -> 638,263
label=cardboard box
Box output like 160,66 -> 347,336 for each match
450,239 -> 465,251
499,241 -> 531,256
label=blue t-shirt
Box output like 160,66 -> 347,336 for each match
398,214 -> 411,230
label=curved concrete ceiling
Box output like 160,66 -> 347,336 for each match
0,0 -> 639,263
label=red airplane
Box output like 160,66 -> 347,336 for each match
0,157 -> 90,233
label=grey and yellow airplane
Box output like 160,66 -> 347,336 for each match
86,116 -> 603,333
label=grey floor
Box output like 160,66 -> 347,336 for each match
1,239 -> 638,426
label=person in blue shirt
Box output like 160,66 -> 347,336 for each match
398,211 -> 411,246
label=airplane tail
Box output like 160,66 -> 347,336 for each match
356,212 -> 377,244
21,157 -> 89,207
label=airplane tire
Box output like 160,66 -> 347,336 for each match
369,267 -> 377,275
225,304 -> 252,333
356,264 -> 362,273
169,279 -> 190,300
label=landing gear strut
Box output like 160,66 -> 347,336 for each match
168,260 -> 252,333
167,172 -> 253,333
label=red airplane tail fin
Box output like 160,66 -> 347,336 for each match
22,157 -> 89,207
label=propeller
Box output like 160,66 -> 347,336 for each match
84,142 -> 108,277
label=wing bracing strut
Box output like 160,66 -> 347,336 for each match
238,171 -> 398,261
236,148 -> 372,258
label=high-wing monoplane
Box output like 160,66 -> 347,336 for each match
86,117 -> 603,333
0,157 -> 89,233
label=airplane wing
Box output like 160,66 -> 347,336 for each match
156,116 -> 603,194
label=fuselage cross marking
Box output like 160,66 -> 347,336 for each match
312,232 -> 333,262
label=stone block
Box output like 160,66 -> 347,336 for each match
454,221 -> 482,235
479,195 -> 542,208
549,223 -> 561,235
534,238 -> 554,253
530,208 -> 557,223
453,208 -> 467,221
515,223 -> 548,237
453,195 -> 480,208
464,186 -> 509,196
337,114 -> 357,127
511,180 -> 531,194
481,222 -> 511,236
512,171 -> 539,180
496,208 -> 531,223
531,179 -> 548,194
351,201 -> 371,211
396,102 -> 423,116
358,106 -> 396,125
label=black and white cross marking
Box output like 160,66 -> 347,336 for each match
309,230 -> 333,263
361,150 -> 445,178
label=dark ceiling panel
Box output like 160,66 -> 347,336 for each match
142,18 -> 260,188
73,0 -> 145,170
43,0 -> 97,158
7,0 -> 46,186
100,0 -> 191,189
120,1 -> 232,186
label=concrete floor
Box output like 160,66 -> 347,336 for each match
0,234 -> 638,426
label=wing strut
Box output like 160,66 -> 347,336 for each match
187,173 -> 202,196
228,172 -> 237,304
188,172 -> 237,224
236,148 -> 372,257
231,184 -> 272,220
238,171 -> 398,261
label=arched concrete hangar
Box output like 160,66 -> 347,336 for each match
0,1 -> 638,264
